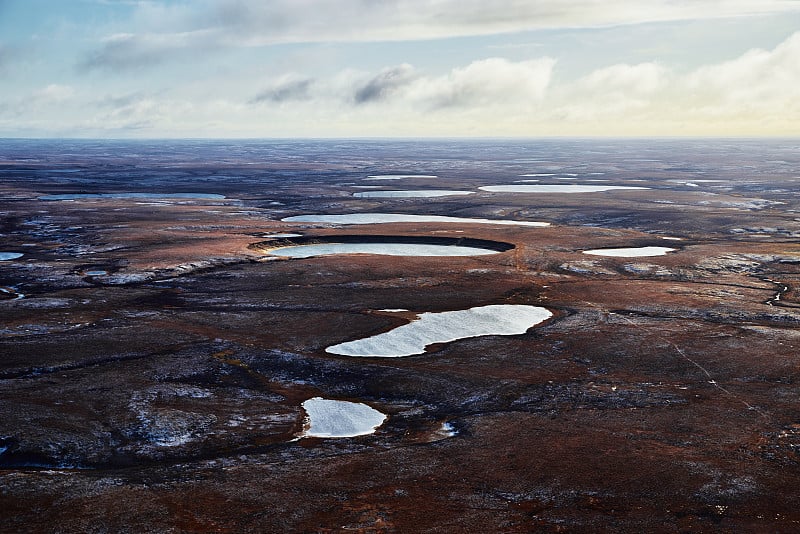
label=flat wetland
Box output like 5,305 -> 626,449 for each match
2,139 -> 800,532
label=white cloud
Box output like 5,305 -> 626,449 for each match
553,62 -> 667,121
408,58 -> 556,109
683,31 -> 800,113
579,63 -> 665,96
33,84 -> 76,102
203,0 -> 800,44
78,0 -> 800,71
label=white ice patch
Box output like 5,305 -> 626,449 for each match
583,246 -> 676,257
353,190 -> 473,198
268,243 -> 500,258
480,185 -> 649,193
39,193 -> 225,200
327,304 -> 552,357
365,175 -> 437,180
0,252 -> 23,261
301,397 -> 387,438
282,213 -> 549,227
439,422 -> 457,437
265,233 -> 303,238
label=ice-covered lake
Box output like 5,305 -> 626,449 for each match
480,185 -> 649,193
364,175 -> 437,180
353,190 -> 474,198
282,213 -> 549,227
300,397 -> 387,438
327,304 -> 553,357
39,193 -> 225,200
267,242 -> 502,258
583,246 -> 676,257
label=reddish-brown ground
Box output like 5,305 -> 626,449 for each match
2,141 -> 800,532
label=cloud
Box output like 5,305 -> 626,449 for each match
79,0 -> 800,72
250,77 -> 314,104
541,31 -> 800,133
682,31 -> 800,113
33,84 -> 76,102
408,57 -> 555,109
354,64 -> 416,104
197,0 -> 800,44
78,30 -> 213,72
553,62 -> 667,120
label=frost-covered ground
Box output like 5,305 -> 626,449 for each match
301,397 -> 387,438
282,213 -> 549,227
327,304 -> 553,357
480,185 -> 649,193
353,190 -> 474,198
268,243 -> 501,258
583,246 -> 676,257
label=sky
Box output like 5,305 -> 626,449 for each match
1,0 -> 799,138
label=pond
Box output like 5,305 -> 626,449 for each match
300,397 -> 387,438
39,193 -> 225,200
327,304 -> 553,357
353,190 -> 474,198
268,242 -> 502,258
583,246 -> 676,257
282,213 -> 549,227
479,185 -> 649,193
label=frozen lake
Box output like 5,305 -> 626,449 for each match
327,304 -> 553,357
583,246 -> 676,257
39,193 -> 225,201
364,175 -> 437,180
300,397 -> 387,438
480,185 -> 649,193
267,242 -> 502,258
282,213 -> 549,227
353,190 -> 474,198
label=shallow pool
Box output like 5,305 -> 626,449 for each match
268,242 -> 501,258
353,190 -> 473,198
582,246 -> 676,257
327,304 -> 553,357
282,213 -> 549,227
39,192 -> 225,201
301,397 -> 387,438
480,185 -> 649,193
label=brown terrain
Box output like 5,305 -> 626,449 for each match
1,139 -> 800,532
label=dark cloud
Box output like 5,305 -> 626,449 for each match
78,34 -> 169,72
77,30 -> 214,73
354,65 -> 415,104
249,78 -> 313,104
